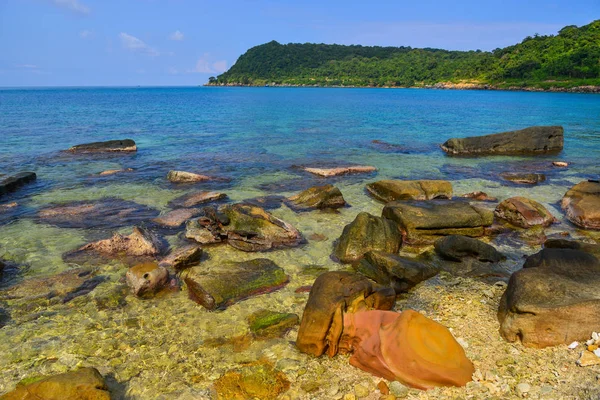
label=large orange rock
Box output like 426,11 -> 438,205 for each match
561,181 -> 600,230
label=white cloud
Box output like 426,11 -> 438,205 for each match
169,30 -> 184,41
80,30 -> 92,39
188,54 -> 228,74
49,0 -> 90,15
119,33 -> 159,56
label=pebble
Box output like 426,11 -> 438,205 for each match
516,382 -> 531,397
456,337 -> 469,349
377,380 -> 389,395
540,384 -> 553,395
483,289 -> 494,298
354,384 -> 369,398
389,381 -> 409,398
328,385 -> 340,396
344,394 -> 356,400
568,341 -> 579,349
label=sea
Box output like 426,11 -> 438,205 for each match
0,86 -> 599,398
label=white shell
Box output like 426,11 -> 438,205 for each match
568,341 -> 579,349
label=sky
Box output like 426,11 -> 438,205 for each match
0,0 -> 598,87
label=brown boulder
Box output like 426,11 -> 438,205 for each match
159,244 -> 203,271
366,180 -> 452,203
498,248 -> 600,348
152,208 -> 202,228
561,181 -> 600,230
125,262 -> 169,297
167,170 -> 211,183
494,197 -> 556,228
287,184 -> 346,210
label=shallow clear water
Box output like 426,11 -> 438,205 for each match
0,87 -> 599,398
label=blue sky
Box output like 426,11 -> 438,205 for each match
0,0 -> 598,86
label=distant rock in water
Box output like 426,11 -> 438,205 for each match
167,170 -> 211,183
37,198 -> 159,229
561,180 -> 600,230
152,208 -> 202,228
460,191 -> 497,202
495,197 -> 557,228
441,126 -> 563,156
500,172 -> 546,185
168,191 -> 227,208
67,139 -> 137,153
287,184 -> 346,210
0,172 -> 36,197
366,180 -> 452,202
98,168 -> 134,176
302,165 -> 377,177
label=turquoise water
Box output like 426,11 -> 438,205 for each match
1,87 -> 600,398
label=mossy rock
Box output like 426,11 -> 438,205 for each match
247,309 -> 299,338
287,184 -> 346,210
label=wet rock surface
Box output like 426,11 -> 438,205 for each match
168,191 -> 227,208
247,309 -> 299,339
302,165 -> 377,177
0,172 -> 37,197
37,199 -> 159,229
67,139 -> 137,153
498,248 -> 600,348
366,180 -> 452,202
500,172 -> 546,185
152,208 -> 202,228
158,244 -> 203,271
333,212 -> 402,263
0,367 -> 110,400
561,180 -> 600,230
167,170 -> 211,183
441,126 -> 564,156
434,235 -> 504,263
125,262 -> 169,297
214,361 -> 289,400
182,258 -> 289,310
382,201 -> 493,244
287,184 -> 346,210
494,196 -> 556,228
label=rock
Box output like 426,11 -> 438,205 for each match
185,204 -> 303,252
553,161 -> 569,167
498,248 -> 600,348
247,309 -> 299,339
68,139 -> 136,153
333,212 -> 402,263
159,244 -> 203,271
302,165 -> 377,177
64,226 -> 165,265
214,361 -> 289,400
382,200 -> 493,244
296,271 -> 395,357
500,172 -> 546,185
0,367 -> 110,400
434,235 -> 505,263
287,184 -> 346,210
561,181 -> 600,230
354,250 -> 439,294
516,382 -> 531,397
0,172 -> 37,197
341,309 -> 475,390
494,197 -> 556,228
366,180 -> 452,202
578,351 -> 600,367
167,170 -> 211,183
460,191 -> 497,202
169,191 -> 227,208
388,381 -> 409,397
377,381 -> 389,395
544,238 -> 600,257
183,258 -> 289,310
152,208 -> 202,228
125,262 -> 169,297
98,168 -> 134,176
38,198 -> 158,229
354,384 -> 369,398
441,126 -> 564,156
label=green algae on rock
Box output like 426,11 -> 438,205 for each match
247,309 -> 299,339
287,184 -> 346,211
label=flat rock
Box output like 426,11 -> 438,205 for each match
0,367 -> 110,400
159,244 -> 203,271
152,208 -> 202,228
125,262 -> 169,297
382,200 -> 493,244
98,168 -> 134,176
168,191 -> 227,208
441,126 -> 564,156
68,139 -> 136,153
0,172 -> 37,197
354,250 -> 439,294
288,184 -> 346,210
302,165 -> 377,177
434,235 -> 504,262
183,258 -> 288,310
561,181 -> 600,230
495,196 -> 556,228
167,170 -> 211,183
333,212 -> 402,263
38,198 -> 158,229
498,248 -> 600,348
500,172 -> 546,185
296,271 -> 395,357
366,180 -> 452,202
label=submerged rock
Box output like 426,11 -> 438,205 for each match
498,248 -> 600,348
494,197 -> 556,228
0,367 -> 110,400
169,191 -> 227,208
287,184 -> 346,210
382,200 -> 493,244
302,165 -> 377,177
434,235 -> 504,263
355,250 -> 439,294
38,198 -> 158,229
460,191 -> 497,202
167,170 -> 211,183
441,126 -> 564,156
125,262 -> 169,297
67,139 -> 136,153
98,168 -> 134,176
500,172 -> 546,185
159,244 -> 203,271
0,172 -> 37,197
333,212 -> 402,263
183,258 -> 288,310
366,180 -> 452,202
561,181 -> 600,230
214,361 -> 290,400
247,309 -> 299,339
152,208 -> 202,228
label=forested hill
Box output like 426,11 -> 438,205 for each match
209,20 -> 600,90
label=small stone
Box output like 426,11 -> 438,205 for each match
456,337 -> 469,349
579,351 -> 600,366
380,396 -> 396,400
388,381 -> 409,398
327,385 -> 340,396
354,384 -> 369,398
377,380 -> 389,395
552,161 -> 568,167
594,348 -> 600,357
568,341 -> 579,349
496,357 -> 516,366
540,384 -> 553,395
344,394 -> 357,400
593,332 -> 599,341
483,289 -> 494,298
516,382 -> 531,397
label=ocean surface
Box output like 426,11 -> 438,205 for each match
0,87 -> 600,398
